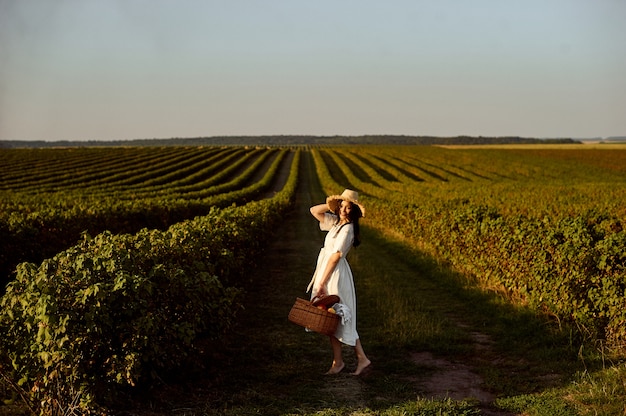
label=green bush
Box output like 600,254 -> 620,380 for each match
0,222 -> 242,413
0,149 -> 299,414
376,198 -> 626,351
0,148 -> 287,287
311,146 -> 626,355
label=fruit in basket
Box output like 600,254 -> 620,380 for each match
328,307 -> 336,314
317,306 -> 325,310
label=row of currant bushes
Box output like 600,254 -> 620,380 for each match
310,147 -> 626,354
0,149 -> 288,288
0,151 -> 299,415
372,198 -> 626,352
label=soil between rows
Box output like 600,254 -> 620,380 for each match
123,151 -> 571,415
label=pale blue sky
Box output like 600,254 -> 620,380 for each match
1,0 -> 624,141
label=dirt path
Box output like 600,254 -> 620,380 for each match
347,224 -> 512,415
128,151 -> 521,415
258,149 -> 294,199
255,151 -> 508,413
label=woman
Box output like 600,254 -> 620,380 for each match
307,189 -> 371,375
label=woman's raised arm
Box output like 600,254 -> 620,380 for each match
310,203 -> 328,222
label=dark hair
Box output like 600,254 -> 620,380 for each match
348,203 -> 362,247
331,201 -> 362,247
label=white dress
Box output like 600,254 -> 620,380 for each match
307,213 -> 359,346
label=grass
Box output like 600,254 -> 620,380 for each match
123,153 -> 596,415
3,151 -> 625,415
564,364 -> 626,415
115,154 -> 500,415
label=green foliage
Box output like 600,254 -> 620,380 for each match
312,145 -> 626,354
0,149 -> 299,414
380,398 -> 482,416
0,216 -> 236,412
284,398 -> 481,416
566,365 -> 626,415
5,142 -> 626,413
403,203 -> 626,349
0,147 -> 288,286
495,392 -> 579,416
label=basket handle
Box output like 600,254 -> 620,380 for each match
309,295 -> 322,306
311,294 -> 340,307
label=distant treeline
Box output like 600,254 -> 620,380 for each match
0,135 -> 581,148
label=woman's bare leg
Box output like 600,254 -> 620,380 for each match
326,336 -> 345,374
352,339 -> 371,375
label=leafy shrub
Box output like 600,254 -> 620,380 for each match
373,197 -> 626,352
0,147 -> 287,288
0,221 -> 243,412
311,146 -> 626,355
0,149 -> 299,414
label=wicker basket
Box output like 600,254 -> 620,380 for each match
288,297 -> 339,336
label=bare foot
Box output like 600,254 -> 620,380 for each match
325,362 -> 345,375
351,358 -> 371,376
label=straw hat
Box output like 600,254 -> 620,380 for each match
326,189 -> 365,217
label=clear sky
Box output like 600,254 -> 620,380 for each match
1,0 -> 624,141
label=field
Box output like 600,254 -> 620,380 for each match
1,144 -> 625,415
